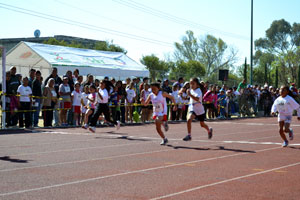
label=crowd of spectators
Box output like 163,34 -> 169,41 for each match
1,66 -> 298,129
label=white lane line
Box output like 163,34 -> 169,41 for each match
210,121 -> 300,127
0,134 -> 281,172
150,161 -> 300,200
0,146 -> 281,197
0,141 -> 226,173
8,141 -> 155,157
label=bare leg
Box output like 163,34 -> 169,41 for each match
155,119 -> 165,139
187,114 -> 195,135
284,123 -> 290,133
279,121 -> 287,141
200,121 -> 210,133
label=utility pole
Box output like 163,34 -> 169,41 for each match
250,0 -> 254,85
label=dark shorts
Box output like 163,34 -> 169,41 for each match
190,112 -> 205,122
205,103 -> 214,109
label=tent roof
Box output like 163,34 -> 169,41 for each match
3,41 -> 149,78
24,42 -> 147,71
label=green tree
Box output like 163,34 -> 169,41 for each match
255,19 -> 300,85
174,30 -> 237,78
169,60 -> 205,81
140,55 -> 170,82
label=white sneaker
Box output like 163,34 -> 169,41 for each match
89,126 -> 96,133
116,121 -> 121,130
82,124 -> 88,129
282,140 -> 289,147
160,138 -> 168,145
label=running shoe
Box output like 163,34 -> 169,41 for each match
208,128 -> 213,139
282,140 -> 289,147
116,121 -> 121,130
289,128 -> 294,140
183,135 -> 192,141
89,126 -> 96,133
82,124 -> 88,129
163,121 -> 169,132
160,138 -> 168,145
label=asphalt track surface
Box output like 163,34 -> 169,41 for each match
0,117 -> 300,200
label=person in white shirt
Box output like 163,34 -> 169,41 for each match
88,80 -> 120,133
142,82 -> 176,145
71,82 -> 83,126
125,82 -> 136,123
183,78 -> 213,141
17,77 -> 32,128
80,85 -> 89,126
271,85 -> 300,147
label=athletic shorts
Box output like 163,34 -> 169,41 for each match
73,106 -> 81,114
278,114 -> 292,124
61,102 -> 71,109
190,111 -> 205,122
153,115 -> 167,121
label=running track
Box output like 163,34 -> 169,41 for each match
0,117 -> 300,200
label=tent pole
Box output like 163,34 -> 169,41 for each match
1,46 -> 6,129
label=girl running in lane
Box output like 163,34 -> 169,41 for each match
82,85 -> 97,129
142,82 -> 176,145
271,85 -> 300,147
183,78 -> 213,141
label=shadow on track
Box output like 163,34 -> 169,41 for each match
0,156 -> 31,163
215,146 -> 256,153
166,144 -> 210,151
95,135 -> 151,142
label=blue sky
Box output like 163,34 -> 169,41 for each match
1,0 -> 300,65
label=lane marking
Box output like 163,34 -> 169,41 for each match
7,141 -> 155,157
0,146 -> 281,197
151,161 -> 300,200
0,141 -> 223,173
274,170 -> 287,173
0,134 -> 283,172
252,169 -> 264,171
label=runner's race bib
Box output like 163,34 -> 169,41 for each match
153,102 -> 163,113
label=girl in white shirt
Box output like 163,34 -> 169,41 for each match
125,82 -> 136,123
88,80 -> 120,133
183,78 -> 213,141
271,85 -> 300,147
17,77 -> 32,128
71,82 -> 83,126
81,85 -> 89,126
140,83 -> 151,123
142,82 -> 176,145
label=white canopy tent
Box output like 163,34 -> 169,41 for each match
1,41 -> 149,79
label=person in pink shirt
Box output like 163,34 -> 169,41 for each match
203,85 -> 218,119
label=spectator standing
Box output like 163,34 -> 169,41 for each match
59,76 -> 71,126
42,78 -> 57,127
44,67 -> 62,126
17,77 -> 32,128
9,66 -> 20,126
125,82 -> 136,123
32,70 -> 42,127
28,69 -> 36,88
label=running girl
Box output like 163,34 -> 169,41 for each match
183,78 -> 213,141
88,80 -> 120,133
271,85 -> 300,147
82,85 -> 97,129
142,82 -> 176,145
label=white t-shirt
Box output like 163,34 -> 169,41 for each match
188,88 -> 205,115
271,95 -> 300,117
171,91 -> 179,104
126,88 -> 136,103
150,91 -> 165,117
17,85 -> 32,102
71,90 -> 82,106
97,88 -> 109,103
